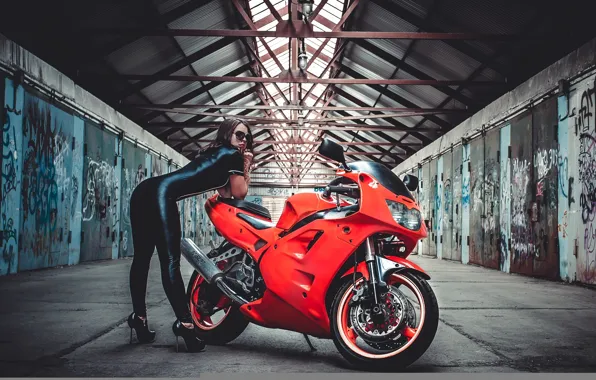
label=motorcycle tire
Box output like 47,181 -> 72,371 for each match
187,270 -> 250,346
329,271 -> 439,371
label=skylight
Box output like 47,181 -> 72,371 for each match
246,0 -> 347,184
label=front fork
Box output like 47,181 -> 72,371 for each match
362,237 -> 391,306
351,236 -> 406,308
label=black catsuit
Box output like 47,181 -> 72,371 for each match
129,144 -> 244,323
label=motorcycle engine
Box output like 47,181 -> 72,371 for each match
197,243 -> 266,316
222,251 -> 266,302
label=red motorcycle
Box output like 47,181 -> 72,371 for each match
181,138 -> 438,370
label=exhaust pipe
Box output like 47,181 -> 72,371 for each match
180,238 -> 248,305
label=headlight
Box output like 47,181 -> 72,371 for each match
385,200 -> 421,231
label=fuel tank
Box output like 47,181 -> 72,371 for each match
276,192 -> 352,230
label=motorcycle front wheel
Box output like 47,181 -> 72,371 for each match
330,271 -> 439,371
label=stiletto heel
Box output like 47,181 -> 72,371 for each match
127,312 -> 156,344
172,320 -> 206,353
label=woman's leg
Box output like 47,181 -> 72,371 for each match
154,196 -> 193,324
153,197 -> 206,352
129,187 -> 157,319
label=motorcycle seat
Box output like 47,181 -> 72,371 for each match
218,197 -> 272,220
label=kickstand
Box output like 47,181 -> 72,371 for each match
303,334 -> 317,352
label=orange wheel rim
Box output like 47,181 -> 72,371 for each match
336,274 -> 426,359
189,273 -> 233,331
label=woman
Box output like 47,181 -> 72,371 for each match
126,118 -> 253,352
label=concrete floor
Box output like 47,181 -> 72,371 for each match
1,252 -> 595,375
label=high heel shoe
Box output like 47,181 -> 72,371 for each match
172,320 -> 206,353
127,312 -> 156,344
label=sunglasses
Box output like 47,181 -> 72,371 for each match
234,131 -> 250,142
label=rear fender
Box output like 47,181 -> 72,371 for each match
341,255 -> 431,282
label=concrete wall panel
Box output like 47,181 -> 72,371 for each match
499,123 -> 512,273
1,77 -> 23,275
119,140 -> 147,258
436,156 -> 444,260
19,88 -> 75,270
150,153 -> 167,178
451,144 -> 463,262
440,150 -> 453,260
80,121 -> 119,262
557,92 -> 574,282
429,159 -> 437,257
419,162 -> 430,256
469,136 -> 485,266
510,111 -> 534,275
571,74 -> 596,284
483,128 -> 501,269
532,96 -> 560,279
461,143 -> 471,265
68,116 -> 84,266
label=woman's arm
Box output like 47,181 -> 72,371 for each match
229,151 -> 252,199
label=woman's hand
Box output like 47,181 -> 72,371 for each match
217,183 -> 232,198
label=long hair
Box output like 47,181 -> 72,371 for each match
202,118 -> 253,153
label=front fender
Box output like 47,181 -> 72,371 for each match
341,255 -> 431,281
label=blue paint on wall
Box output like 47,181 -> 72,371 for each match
245,195 -> 263,206
68,116 -> 85,266
19,90 -> 76,271
1,78 -> 24,275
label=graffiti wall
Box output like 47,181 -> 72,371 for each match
532,96 -> 559,278
468,137 -> 484,266
80,121 -> 120,262
429,159 -> 437,257
119,139 -> 147,257
461,143 -> 471,265
440,151 -> 453,260
0,73 -> 226,275
451,145 -> 463,262
19,90 -> 76,270
395,76 -> 591,282
1,78 -> 23,275
567,74 -> 596,284
483,128 -> 500,269
499,123 -> 512,273
509,112 -> 534,275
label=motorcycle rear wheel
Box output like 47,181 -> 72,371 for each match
330,271 -> 439,371
187,270 -> 249,345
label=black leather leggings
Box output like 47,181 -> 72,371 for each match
128,177 -> 193,324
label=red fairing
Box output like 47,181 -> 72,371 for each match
276,192 -> 352,230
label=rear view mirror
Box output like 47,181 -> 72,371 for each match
402,174 -> 419,192
318,139 -> 348,169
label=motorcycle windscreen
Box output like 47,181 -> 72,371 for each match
347,161 -> 414,200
